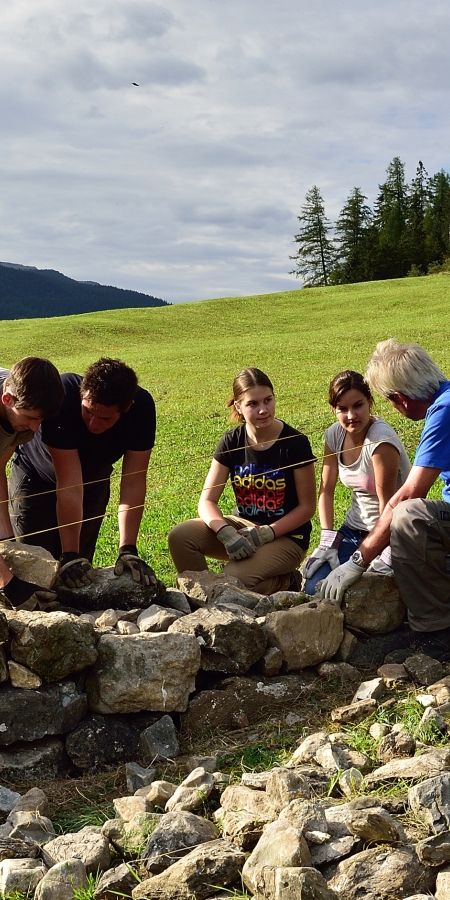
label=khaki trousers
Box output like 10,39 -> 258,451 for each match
391,498 -> 450,631
168,515 -> 305,595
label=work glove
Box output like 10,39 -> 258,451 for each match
237,524 -> 275,550
1,575 -> 57,611
216,525 -> 255,561
59,552 -> 95,589
114,545 -> 157,587
319,558 -> 365,604
302,529 -> 344,578
367,545 -> 394,576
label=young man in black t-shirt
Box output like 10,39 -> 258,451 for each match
10,358 -> 156,590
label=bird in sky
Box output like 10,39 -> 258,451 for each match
131,82 -> 139,86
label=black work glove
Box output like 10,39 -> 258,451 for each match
114,545 -> 157,587
2,575 -> 57,610
59,552 -> 95,589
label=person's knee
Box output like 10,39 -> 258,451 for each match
391,497 -> 429,532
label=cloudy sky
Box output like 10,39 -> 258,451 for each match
1,0 -> 449,304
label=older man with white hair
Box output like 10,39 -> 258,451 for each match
320,338 -> 450,661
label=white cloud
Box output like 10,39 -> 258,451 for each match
0,0 -> 449,303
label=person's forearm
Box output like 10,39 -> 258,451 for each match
358,502 -> 393,562
270,501 -> 316,539
318,491 -> 334,530
56,488 -> 83,554
118,472 -> 147,547
198,498 -> 228,533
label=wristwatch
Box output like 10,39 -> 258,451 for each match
351,550 -> 369,569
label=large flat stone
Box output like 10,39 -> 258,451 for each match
0,683 -> 86,746
85,632 -> 201,713
263,600 -> 343,670
343,574 -> 406,634
6,610 -> 97,681
0,541 -> 58,590
55,566 -> 167,611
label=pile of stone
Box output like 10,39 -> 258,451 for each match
2,658 -> 450,898
0,541 -> 410,781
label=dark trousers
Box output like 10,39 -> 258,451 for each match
9,462 -> 110,562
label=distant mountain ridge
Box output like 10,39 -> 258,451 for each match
0,261 -> 169,319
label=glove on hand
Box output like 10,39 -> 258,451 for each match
238,524 -> 275,550
59,552 -> 95,589
2,575 -> 57,610
302,529 -> 344,578
216,525 -> 255,560
367,545 -> 394,576
114,545 -> 157,586
319,558 -> 364,604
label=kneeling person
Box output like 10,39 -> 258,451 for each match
9,358 -> 156,590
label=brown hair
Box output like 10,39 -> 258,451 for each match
3,357 -> 64,419
328,370 -> 373,408
227,367 -> 274,423
80,358 -> 138,413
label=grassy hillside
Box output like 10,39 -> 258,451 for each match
1,274 -> 448,583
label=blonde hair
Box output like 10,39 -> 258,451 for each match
365,339 -> 446,400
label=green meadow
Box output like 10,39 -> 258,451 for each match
2,274 -> 448,584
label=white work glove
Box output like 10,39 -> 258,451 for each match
216,525 -> 255,560
319,558 -> 364,604
367,545 -> 394,576
302,529 -> 343,578
237,524 -> 275,550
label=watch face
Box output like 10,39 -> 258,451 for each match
352,550 -> 367,567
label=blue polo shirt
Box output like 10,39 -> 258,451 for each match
414,380 -> 450,502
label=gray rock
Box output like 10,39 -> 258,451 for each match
409,774 -> 450,833
0,858 -> 47,897
334,628 -> 358,662
0,540 -> 58,589
177,571 -> 246,608
133,838 -> 245,899
0,648 -> 8,684
0,787 -> 21,822
221,809 -> 272,850
7,610 -> 97,681
86,632 -> 201,714
0,836 -> 40,861
169,607 -> 267,674
263,601 -> 344,670
331,699 -> 377,723
404,654 -> 444,686
242,820 -> 311,894
428,675 -> 450,705
329,846 -> 435,899
126,762 -> 157,793
241,771 -> 270,789
137,605 -> 183,632
65,714 -> 140,770
352,677 -> 385,703
102,813 -> 161,858
421,705 -> 447,732
9,788 -> 49,816
56,565 -> 166,611
266,767 -> 313,813
377,663 -> 409,686
113,795 -> 153,821
436,868 -> 450,900
310,835 -> 359,867
256,646 -> 283,676
338,768 -> 364,798
139,714 -> 179,761
7,661 -> 42,689
279,798 -> 328,834
165,767 -> 215,813
416,832 -> 450,866
220,784 -> 275,818
254,866 -> 338,900
42,826 -> 111,874
136,781 -> 176,807
163,589 -> 191,615
377,730 -> 416,763
365,748 -> 450,786
183,673 -> 316,734
0,683 -> 87,746
342,574 -> 406,633
35,858 -> 88,900
316,662 -> 361,681
0,738 -> 67,782
186,755 -> 219,773
0,612 -> 9,645
287,732 -> 329,766
346,807 -> 406,842
93,863 -> 139,900
6,810 -> 55,844
143,810 -> 219,873
210,584 -> 266,609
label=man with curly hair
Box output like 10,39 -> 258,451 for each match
9,358 -> 156,590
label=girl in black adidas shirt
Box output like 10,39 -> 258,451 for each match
169,367 -> 316,594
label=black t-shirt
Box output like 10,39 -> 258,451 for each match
213,422 -> 316,548
14,372 -> 156,485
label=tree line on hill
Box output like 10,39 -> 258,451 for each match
0,262 -> 169,319
289,157 -> 450,287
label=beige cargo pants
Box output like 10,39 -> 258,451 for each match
391,498 -> 450,631
168,515 -> 305,595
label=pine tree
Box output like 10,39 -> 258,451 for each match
289,186 -> 334,287
424,170 -> 450,266
374,156 -> 409,278
406,161 -> 430,273
332,187 -> 375,283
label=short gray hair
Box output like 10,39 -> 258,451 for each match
365,339 -> 446,401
